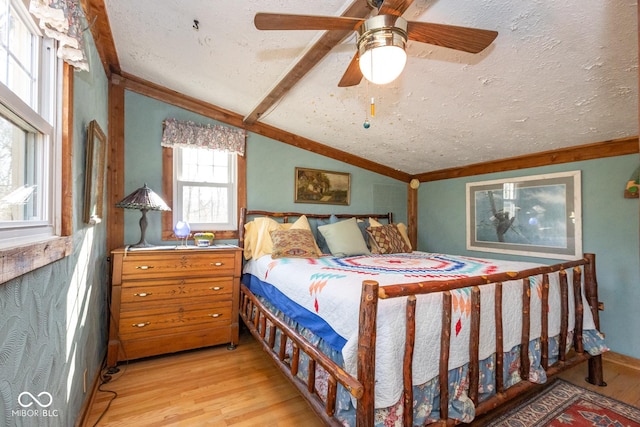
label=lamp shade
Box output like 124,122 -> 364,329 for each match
357,15 -> 408,85
115,183 -> 171,248
115,183 -> 171,211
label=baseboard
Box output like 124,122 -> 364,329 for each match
603,351 -> 640,372
74,354 -> 107,427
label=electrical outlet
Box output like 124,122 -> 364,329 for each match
83,368 -> 88,393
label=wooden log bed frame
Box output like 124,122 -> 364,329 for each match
237,208 -> 606,426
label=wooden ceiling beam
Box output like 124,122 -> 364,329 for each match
81,0 -> 121,76
243,0 -> 372,125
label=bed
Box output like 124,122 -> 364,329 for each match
237,208 -> 607,426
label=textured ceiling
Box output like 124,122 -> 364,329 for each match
102,0 -> 638,175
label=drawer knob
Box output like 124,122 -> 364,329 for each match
209,313 -> 222,318
209,286 -> 223,291
135,265 -> 153,270
132,322 -> 150,328
134,292 -> 152,297
211,262 -> 224,267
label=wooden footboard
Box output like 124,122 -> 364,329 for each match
240,253 -> 605,427
357,253 -> 605,426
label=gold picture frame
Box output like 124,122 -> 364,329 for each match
83,120 -> 107,224
295,167 -> 350,205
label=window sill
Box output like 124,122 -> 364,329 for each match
0,236 -> 73,284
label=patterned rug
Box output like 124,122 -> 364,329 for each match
486,379 -> 640,426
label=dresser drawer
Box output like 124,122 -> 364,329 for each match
121,252 -> 237,279
119,302 -> 232,340
120,277 -> 233,308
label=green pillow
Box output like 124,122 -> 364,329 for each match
318,217 -> 370,257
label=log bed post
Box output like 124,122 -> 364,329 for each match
494,283 -> 504,393
357,280 -> 380,427
439,291 -> 452,421
583,253 -> 606,386
519,278 -> 531,380
403,295 -> 417,427
468,286 -> 481,405
541,273 -> 550,370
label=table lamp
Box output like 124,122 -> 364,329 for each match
115,183 -> 171,248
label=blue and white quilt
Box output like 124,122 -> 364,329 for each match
242,251 -> 606,410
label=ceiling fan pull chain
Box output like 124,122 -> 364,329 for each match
363,80 -> 371,129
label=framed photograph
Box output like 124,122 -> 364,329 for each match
466,171 -> 582,259
83,120 -> 107,224
295,167 -> 350,205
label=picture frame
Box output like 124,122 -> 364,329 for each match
466,170 -> 582,259
295,167 -> 350,205
83,120 -> 107,224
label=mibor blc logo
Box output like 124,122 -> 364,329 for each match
12,391 -> 60,418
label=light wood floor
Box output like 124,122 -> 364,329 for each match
84,331 -> 640,427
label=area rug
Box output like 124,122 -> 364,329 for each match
486,379 -> 640,426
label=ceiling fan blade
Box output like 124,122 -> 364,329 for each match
378,0 -> 415,16
407,21 -> 498,53
255,13 -> 364,31
338,53 -> 363,87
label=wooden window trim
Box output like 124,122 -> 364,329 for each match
0,63 -> 74,285
161,147 -> 247,241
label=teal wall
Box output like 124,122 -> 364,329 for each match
419,154 -> 640,359
122,91 -> 408,248
246,134 -> 408,221
0,27 -> 109,427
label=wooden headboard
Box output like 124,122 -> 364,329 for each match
238,207 -> 393,249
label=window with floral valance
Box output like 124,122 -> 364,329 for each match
161,118 -> 246,238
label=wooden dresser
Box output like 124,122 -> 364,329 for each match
107,245 -> 243,367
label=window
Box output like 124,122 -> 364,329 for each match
0,0 -> 59,249
173,147 -> 237,231
161,118 -> 246,241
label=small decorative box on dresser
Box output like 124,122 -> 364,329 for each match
107,245 -> 243,367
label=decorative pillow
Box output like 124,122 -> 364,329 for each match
270,228 -> 320,259
368,217 -> 412,252
313,214 -> 338,254
356,218 -> 371,249
290,215 -> 322,254
318,217 -> 370,257
243,215 -> 318,259
367,223 -> 412,254
243,217 -> 281,259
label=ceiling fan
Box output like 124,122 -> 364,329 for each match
254,0 -> 498,87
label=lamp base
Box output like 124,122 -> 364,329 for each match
131,209 -> 152,248
130,241 -> 155,248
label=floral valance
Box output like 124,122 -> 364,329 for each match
161,118 -> 246,156
29,0 -> 89,72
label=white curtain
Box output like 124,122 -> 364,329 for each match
29,0 -> 89,71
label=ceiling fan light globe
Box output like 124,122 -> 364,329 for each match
359,45 -> 407,85
357,15 -> 408,85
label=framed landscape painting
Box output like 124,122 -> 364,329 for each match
83,120 -> 107,225
295,167 -> 350,205
466,171 -> 582,259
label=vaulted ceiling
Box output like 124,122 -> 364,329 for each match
90,0 -> 638,176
